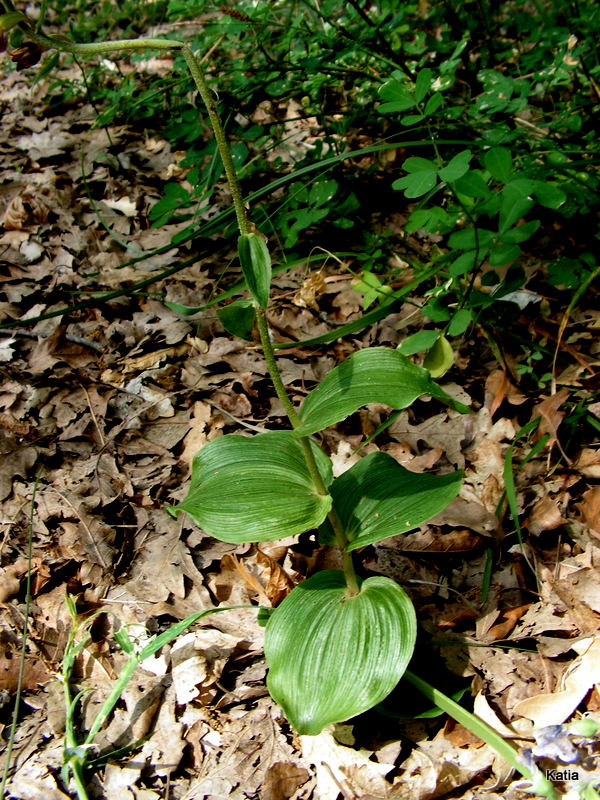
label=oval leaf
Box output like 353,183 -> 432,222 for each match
169,432 -> 332,542
438,149 -> 472,183
217,299 -> 256,341
398,329 -> 440,355
484,146 -> 513,183
296,347 -> 469,436
328,452 -> 462,551
265,570 -> 417,735
424,333 -> 454,377
238,232 -> 272,310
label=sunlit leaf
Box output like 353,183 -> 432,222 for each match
296,348 -> 469,436
265,570 -> 417,734
169,432 -> 332,542
424,333 -> 455,377
328,452 -> 462,551
378,79 -> 416,113
398,329 -> 439,355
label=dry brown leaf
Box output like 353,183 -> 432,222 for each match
579,486 -> 600,533
221,553 -> 270,602
301,728 -> 395,800
139,682 -> 186,778
531,388 -> 570,445
485,369 -> 527,416
262,761 -> 310,800
393,729 -> 499,800
0,650 -> 52,691
526,494 -> 567,535
293,269 -> 327,310
396,527 -> 484,553
256,548 -> 295,605
574,447 -> 600,478
514,636 -> 600,727
0,444 -> 37,501
485,603 -> 531,641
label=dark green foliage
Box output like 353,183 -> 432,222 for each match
38,0 -> 599,380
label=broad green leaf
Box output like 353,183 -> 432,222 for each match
415,68 -> 433,102
424,334 -> 454,377
265,570 -> 417,734
238,232 -> 272,310
0,11 -> 30,32
489,243 -> 521,266
483,147 -> 513,182
424,92 -> 443,115
438,149 -> 472,182
404,156 -> 438,173
454,170 -> 491,198
532,181 -> 566,209
392,170 -> 437,197
398,329 -> 440,355
393,157 -> 439,196
401,113 -> 425,126
405,206 -> 449,234
169,432 -> 332,543
422,297 -> 451,323
448,227 -> 495,250
217,299 -> 256,341
447,308 -> 473,336
310,180 -> 338,206
499,183 -> 534,233
378,79 -> 416,113
501,219 -> 540,244
330,452 -> 463,551
449,250 -> 479,277
296,347 -> 469,437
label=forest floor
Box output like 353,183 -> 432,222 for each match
1,44 -> 599,800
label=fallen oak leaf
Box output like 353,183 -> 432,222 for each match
514,637 -> 600,727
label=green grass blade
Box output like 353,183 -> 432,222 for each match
403,670 -> 558,798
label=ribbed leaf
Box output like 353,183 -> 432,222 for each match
265,570 -> 416,735
329,452 -> 462,551
169,432 -> 332,543
238,232 -> 272,309
295,347 -> 469,436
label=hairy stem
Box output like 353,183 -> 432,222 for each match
181,47 -> 250,235
256,308 -> 303,428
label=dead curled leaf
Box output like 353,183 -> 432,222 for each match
514,636 -> 600,727
579,486 -> 600,533
531,388 -> 570,445
526,494 -> 567,535
0,557 -> 39,602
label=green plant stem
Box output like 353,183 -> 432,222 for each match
20,16 -> 360,596
255,307 -> 359,594
256,307 -> 303,428
404,670 -> 558,799
181,47 -> 250,236
12,24 -> 249,234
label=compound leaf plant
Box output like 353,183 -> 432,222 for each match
0,2 -> 470,739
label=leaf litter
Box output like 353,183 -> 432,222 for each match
0,44 -> 599,800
